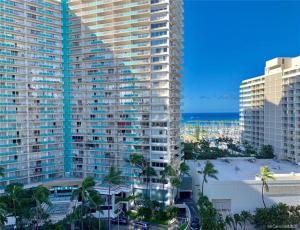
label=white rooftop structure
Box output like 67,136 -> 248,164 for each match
187,158 -> 300,214
189,158 -> 300,181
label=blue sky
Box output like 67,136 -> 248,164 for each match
183,0 -> 300,113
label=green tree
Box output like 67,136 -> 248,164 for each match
199,161 -> 218,194
72,176 -> 96,230
137,206 -> 152,220
170,177 -> 181,204
289,205 -> 300,225
0,201 -> 7,228
2,183 -> 24,228
128,153 -> 156,199
243,141 -> 257,156
197,194 -> 224,230
103,167 -> 122,230
240,210 -> 252,230
225,215 -> 234,230
87,189 -> 103,230
31,186 -> 51,230
128,153 -> 146,169
253,207 -> 271,229
179,162 -> 190,176
199,139 -> 210,152
160,165 -> 176,203
258,145 -> 275,159
225,214 -> 242,230
256,166 -> 275,208
142,165 -> 157,199
182,143 -> 196,160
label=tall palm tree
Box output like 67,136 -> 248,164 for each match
3,183 -> 24,228
170,177 -> 181,204
88,190 -> 103,230
128,154 -> 158,200
199,161 -> 218,194
127,153 -> 146,198
31,186 -> 51,230
72,176 -> 96,230
103,166 -> 122,230
161,165 -> 176,203
256,166 -> 275,208
240,210 -> 252,230
142,165 -> 157,199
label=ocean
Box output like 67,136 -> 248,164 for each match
181,112 -> 239,124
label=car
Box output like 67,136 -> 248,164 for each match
133,221 -> 150,229
111,217 -> 128,225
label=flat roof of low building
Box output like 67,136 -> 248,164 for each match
187,158 -> 300,181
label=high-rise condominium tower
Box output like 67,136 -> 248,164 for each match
240,55 -> 300,164
0,0 -> 183,200
0,0 -> 64,186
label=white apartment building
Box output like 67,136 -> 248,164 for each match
240,55 -> 300,164
0,0 -> 183,203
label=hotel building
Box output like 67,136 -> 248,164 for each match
240,55 -> 300,164
0,0 -> 183,201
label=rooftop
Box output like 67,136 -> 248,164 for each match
187,158 -> 300,181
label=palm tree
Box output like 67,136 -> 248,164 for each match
31,186 -> 51,230
240,210 -> 252,230
128,154 -> 159,200
233,214 -> 242,230
142,165 -> 157,199
3,183 -> 24,228
103,166 -> 123,230
71,176 -> 96,230
127,153 -> 146,198
161,165 -> 176,204
199,161 -> 218,194
128,153 -> 146,169
225,215 -> 234,230
225,214 -> 241,230
88,190 -> 103,230
0,201 -> 7,228
170,177 -> 181,205
256,166 -> 275,208
179,162 -> 190,176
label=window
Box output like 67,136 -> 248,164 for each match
151,31 -> 167,38
151,39 -> 167,46
151,146 -> 167,151
153,65 -> 163,71
151,22 -> 167,29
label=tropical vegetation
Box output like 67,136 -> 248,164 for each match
256,166 -> 275,208
182,138 -> 275,160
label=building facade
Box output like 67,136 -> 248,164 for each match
240,56 -> 300,164
0,0 -> 64,186
0,0 -> 183,200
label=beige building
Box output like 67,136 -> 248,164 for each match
240,55 -> 300,164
